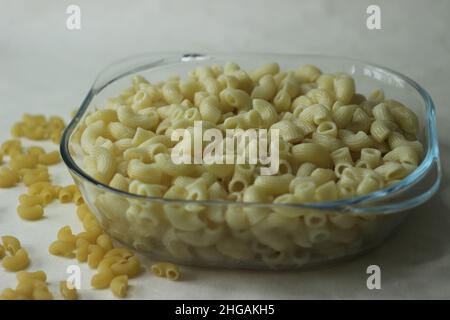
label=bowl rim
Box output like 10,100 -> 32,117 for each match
60,52 -> 442,214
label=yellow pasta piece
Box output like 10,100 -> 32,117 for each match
97,255 -> 122,273
150,262 -> 166,277
383,145 -> 419,166
27,181 -> 52,195
72,190 -> 84,205
0,167 -> 20,188
315,180 -> 338,201
96,234 -> 114,251
27,146 -> 46,157
110,275 -> 128,298
14,282 -> 34,299
91,268 -> 115,289
16,270 -> 47,283
295,64 -> 322,82
251,75 -> 277,101
22,114 -> 46,125
292,143 -> 332,168
15,275 -> 51,300
387,100 -> 419,134
0,288 -> 18,300
110,256 -> 141,278
87,245 -> 106,268
76,203 -> 92,221
306,89 -> 335,108
9,154 -> 38,171
19,166 -> 47,177
299,104 -> 332,125
23,171 -> 50,186
59,281 -> 78,300
38,151 -> 61,165
162,82 -> 184,104
219,88 -> 251,110
10,122 -> 24,138
33,288 -> 54,300
251,62 -> 280,82
270,120 -> 304,143
253,174 -> 294,196
77,230 -> 102,244
273,88 -> 291,112
39,186 -> 55,204
2,236 -> 22,255
1,139 -> 22,156
164,263 -> 181,281
57,226 -> 77,245
82,215 -> 102,233
2,248 -> 30,272
75,238 -> 90,262
48,240 -> 75,258
109,173 -> 130,192
17,204 -> 44,221
104,247 -> 134,259
48,116 -> 66,130
58,185 -> 77,203
338,129 -> 374,151
333,74 -> 355,104
50,130 -> 63,144
18,194 -> 43,206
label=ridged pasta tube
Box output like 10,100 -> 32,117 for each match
117,105 -> 159,130
252,99 -> 278,127
127,159 -> 162,184
338,130 -> 374,151
253,174 -> 294,196
251,75 -> 277,101
383,145 -> 419,166
299,104 -> 332,125
292,143 -> 332,168
270,120 -> 304,143
250,62 -> 280,82
333,74 -> 355,104
295,64 -> 322,82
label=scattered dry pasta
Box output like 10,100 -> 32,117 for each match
58,185 -> 78,203
2,248 -> 30,272
17,204 -> 44,221
45,200 -> 143,297
110,275 -> 128,298
1,236 -> 30,272
91,268 -> 114,289
59,281 -> 78,300
0,270 -> 53,300
151,262 -> 181,281
0,113 -> 148,299
10,114 -> 65,143
48,240 -> 75,258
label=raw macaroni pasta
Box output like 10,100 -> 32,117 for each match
1,236 -> 30,272
67,62 -> 423,268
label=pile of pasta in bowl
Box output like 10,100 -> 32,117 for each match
68,61 -> 423,269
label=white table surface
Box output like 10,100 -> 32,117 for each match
1,0 -> 449,299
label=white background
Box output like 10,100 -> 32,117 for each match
1,0 -> 449,299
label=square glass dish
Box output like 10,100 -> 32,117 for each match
61,53 -> 441,269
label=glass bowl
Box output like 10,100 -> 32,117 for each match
60,53 -> 441,270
